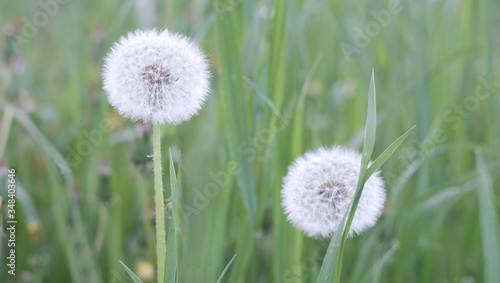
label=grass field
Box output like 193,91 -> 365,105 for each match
1,0 -> 499,282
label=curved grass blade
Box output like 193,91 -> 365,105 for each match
216,254 -> 237,283
243,76 -> 280,117
119,261 -> 144,283
12,105 -> 74,189
366,125 -> 416,179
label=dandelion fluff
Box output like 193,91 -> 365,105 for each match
102,29 -> 210,125
281,146 -> 386,238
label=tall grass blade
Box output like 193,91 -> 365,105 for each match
268,0 -> 290,280
216,5 -> 257,227
475,151 -> 500,283
266,0 -> 287,113
360,68 -> 377,166
317,69 -> 377,283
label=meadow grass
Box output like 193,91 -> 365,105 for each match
0,0 -> 499,282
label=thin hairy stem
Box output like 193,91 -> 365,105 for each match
153,124 -> 166,283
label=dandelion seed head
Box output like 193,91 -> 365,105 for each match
281,146 -> 386,238
102,29 -> 210,125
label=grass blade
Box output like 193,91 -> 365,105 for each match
15,105 -> 102,282
169,148 -> 184,283
268,0 -> 291,280
12,105 -> 74,189
164,220 -> 177,283
243,76 -> 280,116
317,69 -> 378,283
266,0 -> 287,113
316,206 -> 350,283
360,68 -> 377,168
366,125 -> 416,179
475,151 -> 500,283
216,254 -> 237,283
119,261 -> 144,283
216,6 -> 257,227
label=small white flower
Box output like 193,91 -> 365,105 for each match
102,29 -> 210,125
281,146 -> 386,238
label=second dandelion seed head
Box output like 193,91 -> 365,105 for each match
281,146 -> 386,238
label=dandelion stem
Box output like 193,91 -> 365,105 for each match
153,124 -> 166,283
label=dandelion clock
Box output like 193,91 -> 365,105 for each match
103,29 -> 210,125
102,28 -> 210,283
281,146 -> 386,238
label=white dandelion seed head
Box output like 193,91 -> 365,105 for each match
281,146 -> 386,238
102,29 -> 210,125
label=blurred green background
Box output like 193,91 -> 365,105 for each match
1,0 -> 499,282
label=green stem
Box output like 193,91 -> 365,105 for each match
153,124 -> 166,283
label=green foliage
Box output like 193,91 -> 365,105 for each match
0,0 -> 499,282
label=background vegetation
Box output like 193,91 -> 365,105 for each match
0,0 -> 499,282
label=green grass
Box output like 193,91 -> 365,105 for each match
1,0 -> 499,282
